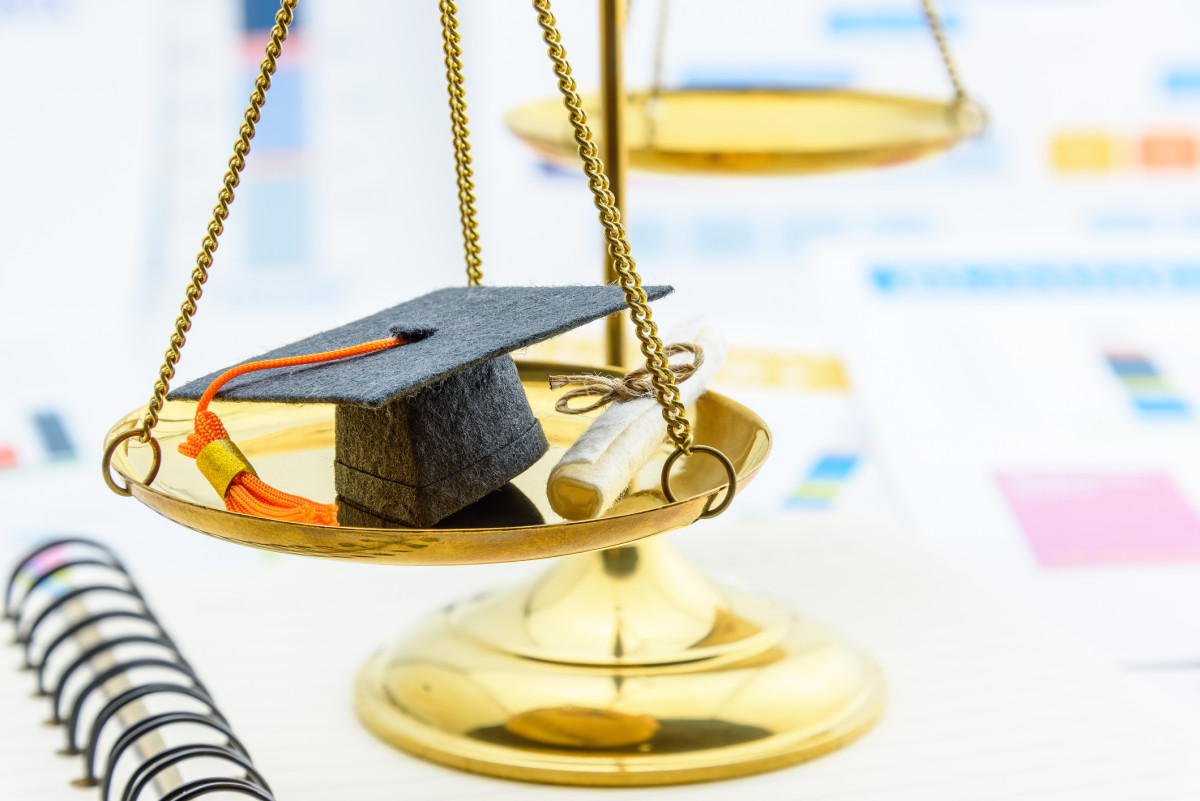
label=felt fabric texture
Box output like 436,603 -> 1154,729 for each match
333,355 -> 549,527
337,482 -> 544,530
171,285 -> 674,406
547,320 -> 727,521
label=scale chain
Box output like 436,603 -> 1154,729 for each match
137,0 -> 297,440
532,0 -> 693,454
440,0 -> 484,286
920,0 -> 968,101
644,0 -> 671,145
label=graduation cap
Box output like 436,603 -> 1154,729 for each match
170,285 -> 673,528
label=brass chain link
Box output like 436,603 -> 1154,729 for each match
920,0 -> 968,101
532,0 -> 693,454
439,0 -> 484,286
136,0 -> 297,440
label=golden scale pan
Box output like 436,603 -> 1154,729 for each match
104,367 -> 771,567
508,88 -> 985,175
102,0 -> 977,787
507,0 -> 984,175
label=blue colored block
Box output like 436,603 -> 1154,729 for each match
808,454 -> 859,482
683,66 -> 855,90
828,10 -> 960,35
247,179 -> 311,264
33,411 -> 74,460
243,0 -> 303,32
1106,356 -> 1158,378
871,267 -> 902,293
247,67 -> 305,151
1134,397 -> 1192,418
1163,68 -> 1200,96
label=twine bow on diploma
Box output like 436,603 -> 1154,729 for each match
549,343 -> 705,414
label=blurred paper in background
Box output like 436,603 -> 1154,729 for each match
2,0 -> 1200,716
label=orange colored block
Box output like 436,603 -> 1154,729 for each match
1050,131 -> 1117,174
1141,131 -> 1198,171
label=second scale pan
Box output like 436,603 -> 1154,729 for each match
507,88 -> 985,175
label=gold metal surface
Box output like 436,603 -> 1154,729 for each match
507,88 -> 985,175
355,539 -> 885,785
599,0 -> 627,367
102,429 -> 160,497
439,0 -> 484,287
104,363 -> 769,566
534,0 -> 694,455
662,444 -> 736,518
195,438 -> 256,498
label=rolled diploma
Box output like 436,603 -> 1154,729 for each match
547,321 -> 727,520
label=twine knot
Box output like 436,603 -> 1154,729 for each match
549,343 -> 704,414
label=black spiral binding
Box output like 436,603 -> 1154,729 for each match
6,538 -> 275,801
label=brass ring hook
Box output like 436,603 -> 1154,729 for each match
660,444 -> 736,519
102,430 -> 162,497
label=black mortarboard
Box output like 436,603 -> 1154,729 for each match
172,285 -> 673,527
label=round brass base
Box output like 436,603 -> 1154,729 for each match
355,542 -> 885,786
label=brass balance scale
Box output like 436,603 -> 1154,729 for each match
102,0 -> 980,787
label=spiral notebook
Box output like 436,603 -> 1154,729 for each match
4,539 -> 275,801
3,519 -> 1199,800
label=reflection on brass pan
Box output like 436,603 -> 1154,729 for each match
354,540 -> 886,785
491,717 -> 771,753
433,483 -> 545,529
105,362 -> 771,566
337,482 -> 545,530
505,707 -> 661,749
505,89 -> 985,175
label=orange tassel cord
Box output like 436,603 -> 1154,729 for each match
178,337 -> 405,526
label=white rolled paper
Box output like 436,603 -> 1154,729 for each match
547,320 -> 727,520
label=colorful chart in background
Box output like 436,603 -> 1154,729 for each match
1050,129 -> 1200,174
787,453 -> 860,509
242,0 -> 311,268
871,260 -> 1200,296
33,411 -> 75,459
826,9 -> 960,35
1105,350 -> 1192,419
0,410 -> 77,474
997,473 -> 1200,568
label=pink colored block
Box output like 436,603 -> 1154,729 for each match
996,473 -> 1200,567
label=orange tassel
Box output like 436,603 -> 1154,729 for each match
178,337 -> 405,526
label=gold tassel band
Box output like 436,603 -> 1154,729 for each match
196,438 -> 258,499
